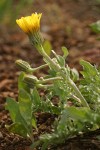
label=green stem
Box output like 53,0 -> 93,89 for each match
31,64 -> 48,72
70,94 -> 81,103
37,77 -> 62,84
38,46 -> 60,71
38,45 -> 90,108
68,78 -> 89,107
37,84 -> 53,89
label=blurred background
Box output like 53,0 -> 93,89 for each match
0,0 -> 100,66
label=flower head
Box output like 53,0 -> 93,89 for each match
24,75 -> 38,88
16,13 -> 42,34
15,59 -> 32,73
16,13 -> 43,51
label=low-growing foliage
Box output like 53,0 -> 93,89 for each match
6,13 -> 100,149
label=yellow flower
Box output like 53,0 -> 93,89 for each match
16,13 -> 43,47
16,13 -> 42,34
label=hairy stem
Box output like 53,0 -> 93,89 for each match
37,45 -> 90,108
37,77 -> 62,84
31,64 -> 48,72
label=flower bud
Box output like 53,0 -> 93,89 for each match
24,75 -> 38,88
15,60 -> 32,73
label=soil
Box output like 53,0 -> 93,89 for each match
0,0 -> 100,150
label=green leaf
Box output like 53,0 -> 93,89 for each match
57,55 -> 65,67
51,79 -> 71,104
32,115 -> 37,130
41,98 -> 61,115
79,60 -> 100,104
41,141 -> 49,150
31,87 -> 41,107
43,40 -> 52,56
30,141 -> 41,149
6,97 -> 32,139
18,72 -> 30,92
31,88 -> 60,115
61,46 -> 69,59
6,123 -> 28,138
90,21 -> 100,34
63,106 -> 89,120
18,89 -> 32,125
6,98 -> 24,123
71,68 -> 79,81
80,60 -> 98,78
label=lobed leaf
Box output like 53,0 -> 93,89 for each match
80,60 -> 98,78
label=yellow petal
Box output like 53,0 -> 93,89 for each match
16,13 -> 42,34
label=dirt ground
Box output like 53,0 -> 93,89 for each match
0,0 -> 100,150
